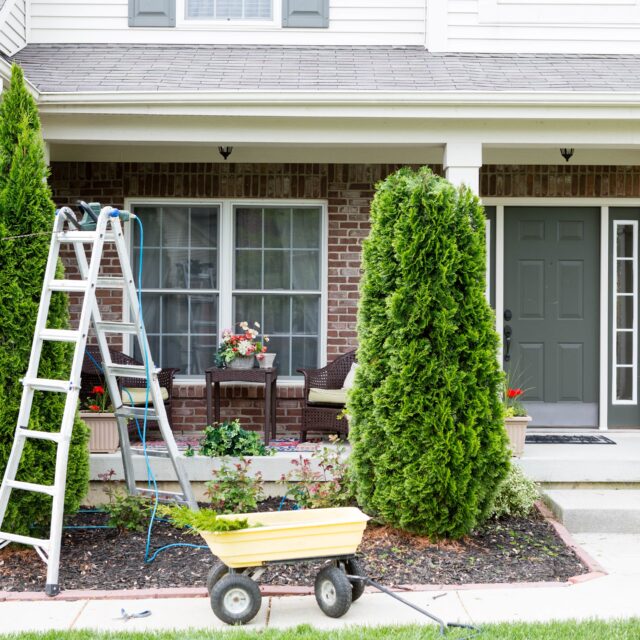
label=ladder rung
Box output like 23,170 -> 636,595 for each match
6,480 -> 56,496
57,231 -> 99,243
114,406 -> 158,420
135,487 -> 190,503
39,329 -> 81,342
96,277 -> 125,289
96,321 -> 138,335
108,365 -> 152,378
130,448 -> 170,458
21,377 -> 75,393
0,532 -> 50,551
48,279 -> 89,293
17,428 -> 61,443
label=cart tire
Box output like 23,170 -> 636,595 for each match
344,558 -> 366,602
206,562 -> 229,594
210,574 -> 262,625
314,565 -> 352,618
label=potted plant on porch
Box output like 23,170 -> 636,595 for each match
217,321 -> 272,369
80,385 -> 119,453
503,386 -> 531,457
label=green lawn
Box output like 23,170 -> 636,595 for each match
3,620 -> 640,640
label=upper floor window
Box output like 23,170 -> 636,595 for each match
186,0 -> 272,20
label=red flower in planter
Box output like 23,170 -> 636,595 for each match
92,385 -> 105,395
88,404 -> 101,412
507,388 -> 523,398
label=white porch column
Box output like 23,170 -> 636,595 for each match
443,142 -> 483,193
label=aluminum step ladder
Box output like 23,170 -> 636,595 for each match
0,204 -> 197,597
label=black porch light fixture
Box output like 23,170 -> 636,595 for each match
218,146 -> 233,160
560,148 -> 575,162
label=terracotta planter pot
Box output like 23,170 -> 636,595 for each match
504,416 -> 531,457
228,355 -> 255,369
80,411 -> 119,453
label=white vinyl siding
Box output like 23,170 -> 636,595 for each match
0,0 -> 27,56
29,0 -> 425,45
436,0 -> 640,54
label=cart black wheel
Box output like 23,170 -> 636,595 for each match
344,558 -> 366,602
210,574 -> 262,625
314,565 -> 352,618
206,562 -> 229,594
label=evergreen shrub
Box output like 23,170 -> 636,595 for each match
349,166 -> 510,539
0,65 -> 89,535
487,464 -> 539,519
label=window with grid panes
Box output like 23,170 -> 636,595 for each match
131,203 -> 323,377
186,0 -> 271,19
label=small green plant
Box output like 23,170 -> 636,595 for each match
159,504 -> 252,532
199,419 -> 273,457
487,464 -> 540,519
280,436 -> 352,508
205,457 -> 265,514
100,471 -> 151,532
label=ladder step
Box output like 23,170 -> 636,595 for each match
39,329 -> 81,342
48,279 -> 89,293
6,480 -> 56,497
130,447 -> 171,458
96,277 -> 125,289
95,321 -> 138,335
114,406 -> 159,420
108,364 -> 152,378
17,428 -> 62,443
0,532 -> 50,551
57,231 -> 98,243
21,377 -> 75,393
135,487 -> 190,503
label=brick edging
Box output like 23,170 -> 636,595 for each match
0,504 -> 605,602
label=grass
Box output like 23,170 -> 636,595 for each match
2,620 -> 640,640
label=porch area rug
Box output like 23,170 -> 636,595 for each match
525,434 -> 616,445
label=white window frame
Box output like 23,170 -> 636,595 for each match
125,198 -> 328,384
612,219 -> 638,405
177,0 -> 280,27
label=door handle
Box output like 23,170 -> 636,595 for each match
504,325 -> 513,362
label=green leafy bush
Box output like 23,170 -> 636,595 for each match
487,464 -> 539,519
102,490 -> 151,533
205,458 -> 265,513
0,65 -> 89,535
349,166 -> 510,539
199,419 -> 273,457
159,504 -> 252,532
280,437 -> 352,509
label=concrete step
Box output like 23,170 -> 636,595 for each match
544,489 -> 640,533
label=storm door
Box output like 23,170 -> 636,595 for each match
504,207 -> 599,426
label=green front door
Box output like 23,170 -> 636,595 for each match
504,207 -> 600,427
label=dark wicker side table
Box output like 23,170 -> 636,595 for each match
204,366 -> 278,443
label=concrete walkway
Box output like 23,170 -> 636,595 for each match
1,533 -> 639,633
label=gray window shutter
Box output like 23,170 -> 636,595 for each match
282,0 -> 329,28
129,0 -> 176,27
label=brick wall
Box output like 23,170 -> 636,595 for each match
50,162 -> 639,437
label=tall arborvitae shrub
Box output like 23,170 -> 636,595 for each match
0,65 -> 89,534
349,166 -> 509,539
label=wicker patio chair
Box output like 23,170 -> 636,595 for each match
297,349 -> 356,442
81,346 -> 180,428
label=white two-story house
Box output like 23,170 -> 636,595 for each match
2,0 -> 640,434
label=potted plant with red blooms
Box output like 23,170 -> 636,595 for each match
80,384 -> 119,453
217,321 -> 270,370
503,384 -> 531,457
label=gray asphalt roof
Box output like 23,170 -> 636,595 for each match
10,44 -> 640,93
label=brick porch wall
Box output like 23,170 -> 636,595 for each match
49,162 -> 640,437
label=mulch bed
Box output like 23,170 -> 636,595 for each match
0,500 -> 587,593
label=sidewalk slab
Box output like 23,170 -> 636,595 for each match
0,600 -> 85,632
572,533 -> 640,575
72,596 -> 268,631
267,590 -> 470,630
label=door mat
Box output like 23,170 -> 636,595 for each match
525,434 -> 616,445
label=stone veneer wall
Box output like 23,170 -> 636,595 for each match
49,162 -> 640,436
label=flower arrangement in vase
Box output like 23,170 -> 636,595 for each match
80,385 -> 119,453
217,321 -> 269,369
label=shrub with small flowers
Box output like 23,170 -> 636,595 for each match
82,384 -> 113,413
205,457 -> 265,514
216,321 -> 269,366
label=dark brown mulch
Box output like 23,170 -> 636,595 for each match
0,500 -> 587,593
